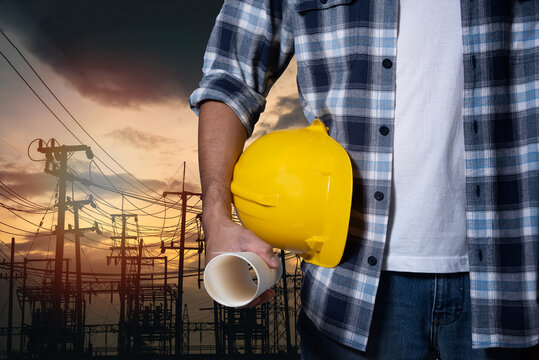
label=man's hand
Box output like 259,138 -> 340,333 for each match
198,100 -> 277,307
203,217 -> 279,269
203,216 -> 279,307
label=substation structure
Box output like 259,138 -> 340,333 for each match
0,141 -> 302,359
1,240 -> 302,359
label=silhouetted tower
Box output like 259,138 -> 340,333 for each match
37,139 -> 93,353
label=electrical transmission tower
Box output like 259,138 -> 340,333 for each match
202,253 -> 302,358
0,147 -> 303,359
160,161 -> 203,357
36,139 -> 95,354
108,213 -> 139,356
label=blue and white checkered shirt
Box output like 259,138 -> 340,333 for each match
190,0 -> 539,350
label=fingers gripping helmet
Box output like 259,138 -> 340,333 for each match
231,119 -> 353,268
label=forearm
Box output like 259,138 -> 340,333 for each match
198,100 -> 247,234
198,100 -> 278,274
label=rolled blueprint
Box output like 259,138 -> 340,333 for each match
203,252 -> 283,307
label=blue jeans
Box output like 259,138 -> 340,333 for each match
299,271 -> 537,360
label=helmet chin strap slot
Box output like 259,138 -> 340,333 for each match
305,236 -> 324,252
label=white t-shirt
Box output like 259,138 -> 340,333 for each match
383,0 -> 469,273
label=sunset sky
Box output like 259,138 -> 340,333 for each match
0,0 -> 307,339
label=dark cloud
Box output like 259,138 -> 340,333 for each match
102,176 -> 200,194
0,169 -> 57,197
0,0 -> 223,107
166,179 -> 201,193
252,94 -> 309,138
272,101 -> 309,131
86,169 -> 200,195
0,166 -> 199,202
276,96 -> 301,110
104,126 -> 176,150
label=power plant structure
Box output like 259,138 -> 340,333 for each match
0,239 -> 302,359
0,141 -> 302,359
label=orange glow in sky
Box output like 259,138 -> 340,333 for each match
0,8 -> 305,332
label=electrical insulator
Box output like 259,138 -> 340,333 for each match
89,195 -> 97,208
197,241 -> 203,254
94,221 -> 102,235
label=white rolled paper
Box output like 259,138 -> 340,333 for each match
203,252 -> 283,307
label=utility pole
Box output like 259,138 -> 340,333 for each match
2,257 -> 69,354
73,204 -> 83,353
134,238 -> 143,353
107,239 -> 167,356
161,162 -> 202,357
110,213 -> 138,357
7,237 -> 14,359
178,188 -> 187,357
52,143 -> 67,349
63,259 -> 69,352
19,258 -> 27,353
280,250 -> 292,354
64,196 -> 99,353
37,139 -> 93,353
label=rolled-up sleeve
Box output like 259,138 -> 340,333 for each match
189,0 -> 295,136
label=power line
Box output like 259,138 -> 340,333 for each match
0,48 -> 86,143
0,136 -> 26,156
27,183 -> 59,257
0,27 -> 163,199
0,180 -> 55,211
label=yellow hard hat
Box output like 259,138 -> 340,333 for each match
231,119 -> 352,268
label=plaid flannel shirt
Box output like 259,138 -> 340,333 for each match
190,0 -> 539,351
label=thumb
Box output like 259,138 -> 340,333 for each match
244,229 -> 280,268
261,247 -> 280,269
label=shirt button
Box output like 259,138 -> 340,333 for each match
382,58 -> 393,69
374,191 -> 384,201
379,126 -> 389,136
368,256 -> 378,266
